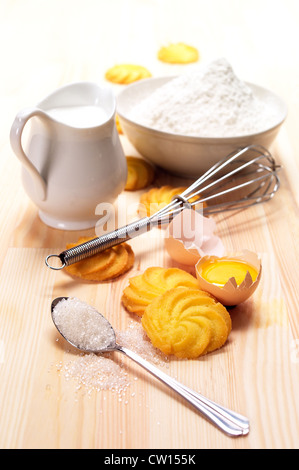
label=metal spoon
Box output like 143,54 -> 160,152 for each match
51,296 -> 249,437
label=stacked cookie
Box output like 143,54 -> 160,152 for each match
122,266 -> 199,316
122,267 -> 232,358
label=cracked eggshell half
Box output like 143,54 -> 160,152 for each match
164,209 -> 225,266
195,250 -> 262,306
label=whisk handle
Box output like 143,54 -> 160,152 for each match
45,216 -> 152,269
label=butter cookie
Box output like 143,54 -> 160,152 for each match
158,43 -> 199,64
65,237 -> 134,281
138,185 -> 202,218
142,287 -> 231,358
122,266 -> 199,316
115,114 -> 123,134
105,64 -> 151,84
125,156 -> 155,191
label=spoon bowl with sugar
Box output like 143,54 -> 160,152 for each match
51,296 -> 249,437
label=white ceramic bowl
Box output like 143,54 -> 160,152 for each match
117,76 -> 287,177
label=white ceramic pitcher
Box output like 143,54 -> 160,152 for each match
10,82 -> 127,230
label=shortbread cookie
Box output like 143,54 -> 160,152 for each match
142,287 -> 231,358
125,156 -> 155,191
158,43 -> 199,64
65,237 -> 134,281
105,64 -> 151,84
115,114 -> 123,134
122,266 -> 199,316
138,185 -> 188,217
138,185 -> 202,218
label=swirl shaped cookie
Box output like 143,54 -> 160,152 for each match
122,266 -> 199,316
157,43 -> 199,64
115,114 -> 123,134
125,156 -> 155,191
138,185 -> 203,218
105,64 -> 151,84
65,237 -> 134,281
142,287 -> 232,358
138,185 -> 188,217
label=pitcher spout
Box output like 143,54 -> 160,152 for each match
37,81 -> 116,129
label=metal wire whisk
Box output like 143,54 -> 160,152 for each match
45,144 -> 281,270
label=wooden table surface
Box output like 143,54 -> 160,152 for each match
1,0 -> 299,450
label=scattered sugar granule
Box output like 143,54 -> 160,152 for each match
63,352 -> 130,394
116,320 -> 169,367
130,58 -> 280,137
54,317 -> 168,396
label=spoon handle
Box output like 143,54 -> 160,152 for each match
117,345 -> 249,437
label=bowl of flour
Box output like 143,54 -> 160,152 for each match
117,59 -> 287,176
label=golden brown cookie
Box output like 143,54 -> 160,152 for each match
65,237 -> 134,281
122,266 -> 199,316
115,114 -> 123,134
105,64 -> 152,84
138,185 -> 187,217
142,287 -> 231,358
158,43 -> 199,64
138,185 -> 203,218
125,156 -> 155,191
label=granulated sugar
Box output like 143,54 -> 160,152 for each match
116,321 -> 169,366
54,318 -> 168,397
52,297 -> 115,351
60,352 -> 130,396
130,58 -> 279,137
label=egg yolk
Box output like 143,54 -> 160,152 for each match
200,259 -> 258,286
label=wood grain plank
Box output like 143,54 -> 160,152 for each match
1,0 -> 299,450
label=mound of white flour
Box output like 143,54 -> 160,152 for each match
129,59 -> 278,137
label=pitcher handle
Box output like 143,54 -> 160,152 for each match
10,107 -> 47,201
